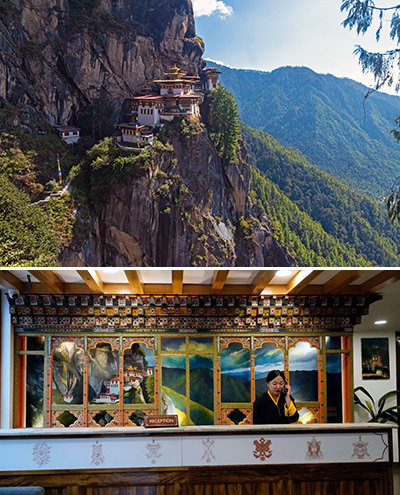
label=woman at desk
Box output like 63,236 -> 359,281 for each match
253,370 -> 299,424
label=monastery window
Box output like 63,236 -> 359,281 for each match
151,109 -> 153,115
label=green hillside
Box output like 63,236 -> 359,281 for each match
244,125 -> 400,266
162,367 -> 186,395
190,368 -> 214,410
208,62 -> 400,198
163,367 -> 214,410
162,386 -> 213,425
221,374 -> 251,403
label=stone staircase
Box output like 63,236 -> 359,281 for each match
32,180 -> 71,207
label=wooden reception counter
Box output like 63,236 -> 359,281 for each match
0,423 -> 395,495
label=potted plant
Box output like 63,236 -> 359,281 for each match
354,386 -> 400,425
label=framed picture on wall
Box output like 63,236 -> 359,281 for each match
361,338 -> 390,379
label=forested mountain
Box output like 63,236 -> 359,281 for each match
209,62 -> 400,198
245,125 -> 400,266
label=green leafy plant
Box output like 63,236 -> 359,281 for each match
354,386 -> 400,425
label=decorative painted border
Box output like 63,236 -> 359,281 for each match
9,294 -> 378,332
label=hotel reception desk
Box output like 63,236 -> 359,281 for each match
0,423 -> 395,495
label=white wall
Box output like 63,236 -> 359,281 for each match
0,290 -> 13,428
353,330 -> 398,462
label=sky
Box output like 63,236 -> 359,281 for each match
192,0 -> 396,91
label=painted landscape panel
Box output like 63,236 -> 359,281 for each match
289,342 -> 318,401
26,355 -> 44,427
254,342 -> 284,397
189,355 -> 214,424
52,341 -> 84,405
123,342 -> 154,404
88,343 -> 119,404
161,337 -> 186,352
221,342 -> 251,403
161,355 -> 187,424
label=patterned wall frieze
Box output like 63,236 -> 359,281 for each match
8,293 -> 381,333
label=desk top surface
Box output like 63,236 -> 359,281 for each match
0,422 -> 396,438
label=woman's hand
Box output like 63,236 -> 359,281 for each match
284,384 -> 292,407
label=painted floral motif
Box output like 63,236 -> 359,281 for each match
91,440 -> 105,465
352,436 -> 370,459
201,438 -> 216,463
32,442 -> 51,467
253,437 -> 272,461
306,437 -> 323,460
146,439 -> 161,464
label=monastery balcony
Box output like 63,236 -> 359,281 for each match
160,111 -> 193,116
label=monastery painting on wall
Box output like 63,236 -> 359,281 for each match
361,338 -> 390,380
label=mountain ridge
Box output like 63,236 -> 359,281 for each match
208,61 -> 400,198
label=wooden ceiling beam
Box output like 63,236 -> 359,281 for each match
287,270 -> 323,295
250,271 -> 277,295
124,270 -> 144,294
211,270 -> 229,293
28,270 -> 64,293
322,270 -> 362,294
77,270 -> 104,293
0,271 -> 24,291
359,270 -> 400,293
172,270 -> 183,294
13,270 -> 400,296
296,285 -> 365,295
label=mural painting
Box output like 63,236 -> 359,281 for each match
361,338 -> 390,379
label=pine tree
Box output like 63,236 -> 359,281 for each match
208,83 -> 241,163
340,1 -> 400,222
341,1 -> 400,90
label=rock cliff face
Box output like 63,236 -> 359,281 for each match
0,0 -> 203,125
60,124 -> 294,267
1,0 -> 293,266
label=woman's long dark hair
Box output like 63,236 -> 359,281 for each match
265,370 -> 286,383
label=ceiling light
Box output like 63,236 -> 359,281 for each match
276,270 -> 293,277
374,320 -> 387,325
261,289 -> 272,295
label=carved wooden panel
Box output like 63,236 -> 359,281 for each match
0,464 -> 393,495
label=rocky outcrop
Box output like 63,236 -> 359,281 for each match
60,125 -> 294,266
1,0 -> 294,267
0,0 -> 203,126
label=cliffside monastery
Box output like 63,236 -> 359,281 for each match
118,66 -> 220,147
